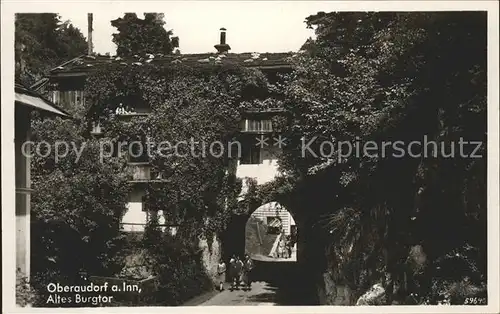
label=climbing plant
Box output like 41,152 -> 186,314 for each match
277,11 -> 487,304
84,62 -> 281,240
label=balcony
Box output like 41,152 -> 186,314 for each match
115,105 -> 151,119
240,119 -> 273,134
128,163 -> 151,182
127,163 -> 169,183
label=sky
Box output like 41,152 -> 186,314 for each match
58,2 -> 343,55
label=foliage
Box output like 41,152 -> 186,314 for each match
84,63 -> 277,240
15,13 -> 87,86
75,61 -> 279,304
29,116 -> 131,304
111,13 -> 179,57
141,220 -> 213,305
16,270 -> 38,307
277,12 -> 487,304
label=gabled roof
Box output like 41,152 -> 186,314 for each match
47,52 -> 296,76
15,81 -> 70,117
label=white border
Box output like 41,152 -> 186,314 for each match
2,1 -> 499,313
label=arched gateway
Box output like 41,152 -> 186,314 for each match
221,201 -> 299,264
245,202 -> 297,261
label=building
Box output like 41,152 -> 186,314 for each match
15,82 -> 69,279
32,28 -> 294,233
236,109 -> 296,235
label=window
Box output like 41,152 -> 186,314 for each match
128,139 -> 149,163
241,119 -> 273,133
52,90 -> 85,109
91,121 -> 102,135
267,217 -> 282,234
142,196 -> 154,222
240,145 -> 260,164
110,140 -> 123,158
142,196 -> 149,221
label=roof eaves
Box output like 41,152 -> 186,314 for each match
30,77 -> 49,91
15,83 -> 72,118
49,54 -> 86,73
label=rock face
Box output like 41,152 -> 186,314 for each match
409,245 -> 427,268
356,283 -> 386,305
316,271 -> 353,305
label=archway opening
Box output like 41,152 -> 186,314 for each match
244,202 -> 298,262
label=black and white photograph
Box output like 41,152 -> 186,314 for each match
2,1 -> 499,312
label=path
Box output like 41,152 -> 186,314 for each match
199,281 -> 280,306
253,247 -> 297,262
193,255 -> 317,306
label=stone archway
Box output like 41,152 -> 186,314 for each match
220,201 -> 300,264
244,202 -> 298,261
218,198 -> 321,304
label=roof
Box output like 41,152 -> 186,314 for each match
15,82 -> 70,117
48,52 -> 296,76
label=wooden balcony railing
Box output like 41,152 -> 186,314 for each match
128,164 -> 169,183
240,119 -> 273,133
128,163 -> 151,182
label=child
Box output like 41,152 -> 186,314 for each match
217,259 -> 226,291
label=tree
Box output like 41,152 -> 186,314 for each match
278,12 -> 486,304
29,116 -> 130,306
111,13 -> 179,57
15,13 -> 87,86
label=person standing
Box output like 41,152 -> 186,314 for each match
286,236 -> 292,258
278,237 -> 286,258
217,259 -> 227,291
243,254 -> 254,290
235,256 -> 244,289
229,255 -> 237,290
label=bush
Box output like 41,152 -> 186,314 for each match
16,270 -> 38,307
29,117 -> 130,306
143,221 -> 213,305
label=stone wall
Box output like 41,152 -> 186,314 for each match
198,234 -> 222,284
316,271 -> 354,305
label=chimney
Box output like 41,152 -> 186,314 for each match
214,27 -> 230,54
220,28 -> 226,45
87,13 -> 93,55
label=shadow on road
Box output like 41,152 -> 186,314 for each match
249,259 -> 318,305
246,292 -> 275,303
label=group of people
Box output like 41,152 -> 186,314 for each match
216,254 -> 254,291
275,235 -> 294,259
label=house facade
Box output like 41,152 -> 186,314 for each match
236,110 -> 296,235
33,29 -> 294,234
